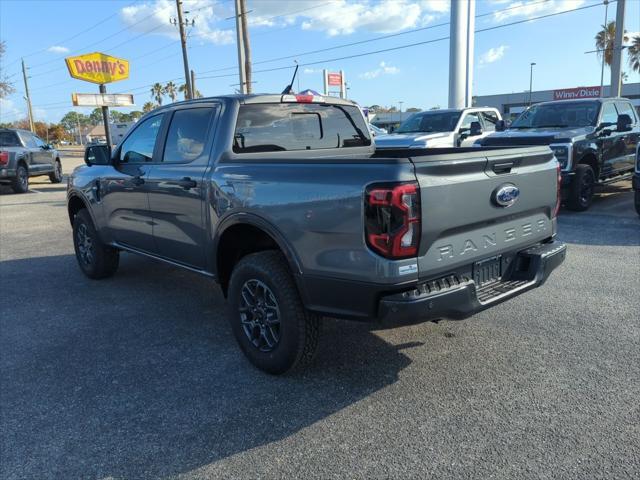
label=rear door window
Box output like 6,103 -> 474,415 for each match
162,107 -> 215,163
19,132 -> 37,148
615,102 -> 638,123
233,103 -> 371,153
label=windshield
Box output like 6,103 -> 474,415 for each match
395,111 -> 461,134
511,101 -> 599,128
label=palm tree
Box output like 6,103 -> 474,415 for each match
164,81 -> 178,103
142,101 -> 156,113
178,83 -> 188,100
150,83 -> 164,105
628,35 -> 640,74
595,21 -> 629,67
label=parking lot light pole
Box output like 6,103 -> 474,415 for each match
528,62 -> 536,106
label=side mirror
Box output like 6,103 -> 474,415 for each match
469,121 -> 483,136
495,120 -> 507,132
85,145 -> 111,166
616,114 -> 633,132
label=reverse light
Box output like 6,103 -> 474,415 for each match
365,182 -> 421,259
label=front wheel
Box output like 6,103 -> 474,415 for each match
228,251 -> 320,374
635,190 -> 640,217
49,159 -> 62,183
567,164 -> 595,211
73,209 -> 119,279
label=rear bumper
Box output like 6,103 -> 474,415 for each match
379,241 -> 566,322
0,167 -> 16,180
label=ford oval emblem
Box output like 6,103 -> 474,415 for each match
493,184 -> 520,207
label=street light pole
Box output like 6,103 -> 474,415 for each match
528,62 -> 536,106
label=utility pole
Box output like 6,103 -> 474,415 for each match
239,0 -> 252,94
21,59 -> 35,133
234,0 -> 248,94
609,0 -> 625,97
172,0 -> 193,100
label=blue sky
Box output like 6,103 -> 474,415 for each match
1,0 -> 639,123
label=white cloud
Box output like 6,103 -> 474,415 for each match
48,45 -> 69,54
359,61 -> 400,79
0,98 -> 24,122
249,0 -> 445,36
120,0 -> 234,45
492,0 -> 586,22
479,45 -> 509,65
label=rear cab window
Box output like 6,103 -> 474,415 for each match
0,131 -> 21,147
162,107 -> 216,163
233,103 -> 371,153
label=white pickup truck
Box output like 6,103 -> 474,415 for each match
375,107 -> 504,149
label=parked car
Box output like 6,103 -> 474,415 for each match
0,128 -> 63,193
374,107 -> 503,149
633,143 -> 640,216
67,93 -> 565,374
478,98 -> 640,211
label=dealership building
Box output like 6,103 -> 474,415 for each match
473,83 -> 640,120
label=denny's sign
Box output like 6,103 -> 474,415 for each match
65,52 -> 129,84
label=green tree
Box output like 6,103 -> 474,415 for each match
178,83 -> 188,100
89,108 -> 104,125
142,102 -> 156,113
151,83 -> 164,105
164,81 -> 178,103
628,35 -> 640,74
128,110 -> 144,121
595,21 -> 629,67
0,41 -> 15,99
60,111 -> 90,132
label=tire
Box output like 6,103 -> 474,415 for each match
49,159 -> 62,183
567,164 -> 595,211
11,163 -> 29,194
228,251 -> 320,375
635,190 -> 640,217
72,209 -> 119,279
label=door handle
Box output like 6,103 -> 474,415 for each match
131,176 -> 145,186
176,177 -> 197,190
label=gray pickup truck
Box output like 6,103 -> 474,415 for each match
67,94 -> 566,374
0,128 -> 63,193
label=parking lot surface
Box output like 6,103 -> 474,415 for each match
1,151 -> 639,479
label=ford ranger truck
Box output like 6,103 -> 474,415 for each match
67,94 -> 566,374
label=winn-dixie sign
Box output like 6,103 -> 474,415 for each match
65,52 -> 129,84
553,86 -> 601,101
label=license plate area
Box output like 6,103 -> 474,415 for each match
473,255 -> 502,286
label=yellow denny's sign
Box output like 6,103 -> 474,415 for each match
65,52 -> 129,84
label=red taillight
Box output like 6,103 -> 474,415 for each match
0,151 -> 8,166
554,162 -> 561,217
365,182 -> 421,259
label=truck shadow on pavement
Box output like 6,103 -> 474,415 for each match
0,254 -> 415,479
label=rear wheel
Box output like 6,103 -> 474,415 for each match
73,209 -> 119,279
49,159 -> 62,183
228,251 -> 320,374
11,164 -> 29,194
567,164 -> 595,211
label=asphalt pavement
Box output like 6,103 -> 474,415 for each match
1,152 -> 639,479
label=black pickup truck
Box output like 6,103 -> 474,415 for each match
478,98 -> 639,211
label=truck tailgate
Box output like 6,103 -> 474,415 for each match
408,146 -> 557,279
